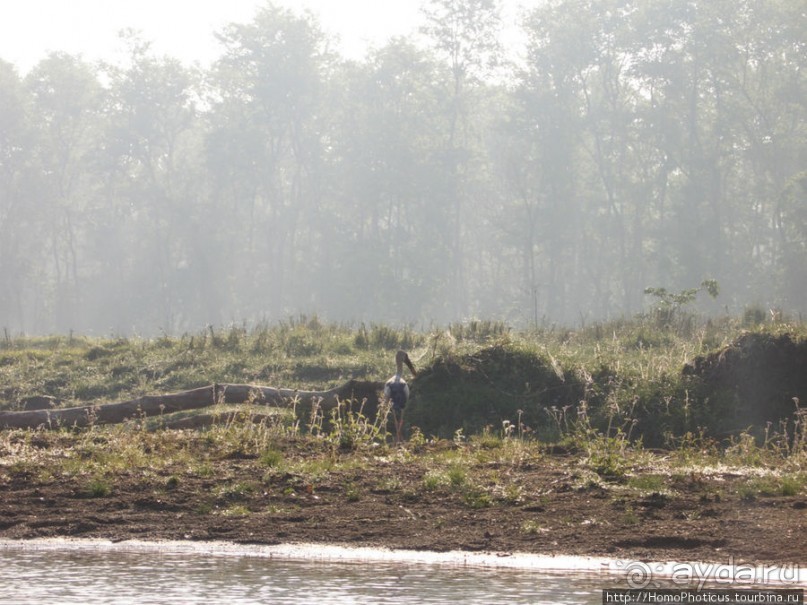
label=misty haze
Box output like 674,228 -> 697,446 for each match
1,0 -> 805,336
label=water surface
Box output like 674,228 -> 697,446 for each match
0,542 -> 607,604
1,540 -> 802,604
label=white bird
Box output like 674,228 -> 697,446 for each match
384,350 -> 417,443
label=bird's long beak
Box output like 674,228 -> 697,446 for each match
404,354 -> 417,378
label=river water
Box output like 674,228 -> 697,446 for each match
0,541 -> 802,604
0,545 -> 602,604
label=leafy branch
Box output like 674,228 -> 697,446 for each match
644,280 -> 720,327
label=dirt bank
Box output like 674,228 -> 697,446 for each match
0,439 -> 803,566
683,332 -> 807,437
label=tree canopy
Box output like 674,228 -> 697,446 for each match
1,0 -> 805,334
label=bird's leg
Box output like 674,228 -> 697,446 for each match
392,409 -> 405,444
397,410 -> 405,444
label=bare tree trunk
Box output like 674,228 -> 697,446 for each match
0,380 -> 383,430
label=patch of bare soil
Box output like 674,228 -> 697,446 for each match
0,443 -> 804,565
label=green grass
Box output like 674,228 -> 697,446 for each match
780,475 -> 804,496
462,487 -> 492,509
627,474 -> 667,492
260,449 -> 285,469
423,471 -> 446,491
86,476 -> 113,498
344,482 -> 362,502
215,481 -> 257,501
2,315 -> 806,463
521,520 -> 545,535
736,475 -> 806,500
220,504 -> 251,517
447,464 -> 467,487
0,318 -> 432,410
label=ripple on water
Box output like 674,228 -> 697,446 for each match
0,539 -> 803,605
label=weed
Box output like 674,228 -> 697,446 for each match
221,505 -> 251,517
408,426 -> 427,449
463,488 -> 492,508
575,425 -> 635,478
644,280 -> 720,330
447,464 -> 467,487
734,476 -> 801,500
344,482 -> 361,502
668,430 -> 720,467
780,476 -> 803,496
423,471 -> 446,491
621,505 -> 639,525
499,482 -> 526,505
377,476 -> 402,492
260,449 -> 285,469
87,477 -> 112,498
627,474 -> 666,492
521,520 -> 545,535
194,462 -> 214,478
195,502 -> 214,515
326,398 -> 388,450
724,432 -> 772,467
216,481 -> 256,501
292,457 -> 335,485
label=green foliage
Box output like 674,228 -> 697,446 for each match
567,412 -> 638,478
462,488 -> 492,509
644,280 -> 720,329
221,505 -> 251,518
259,449 -> 285,469
446,464 -> 467,487
736,475 -> 805,501
305,398 -> 392,450
86,477 -> 112,498
215,481 -> 257,502
521,520 -> 544,535
344,482 -> 361,502
423,471 -> 445,491
780,476 -> 804,497
627,474 -> 666,492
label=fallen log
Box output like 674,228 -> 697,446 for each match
0,380 -> 383,430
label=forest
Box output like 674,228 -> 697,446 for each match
0,0 -> 805,335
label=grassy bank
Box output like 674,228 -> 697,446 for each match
0,314 -> 805,561
0,406 -> 804,563
1,313 -> 806,451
